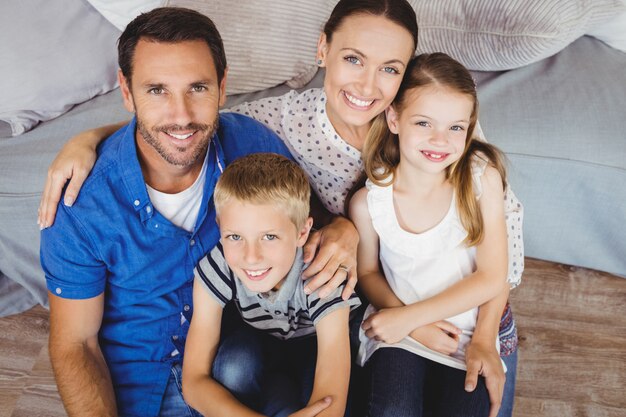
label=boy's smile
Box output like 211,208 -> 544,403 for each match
218,199 -> 312,294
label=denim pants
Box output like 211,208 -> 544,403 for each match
157,304 -> 305,416
365,348 -> 490,417
157,323 -> 267,416
158,309 -> 318,417
498,349 -> 518,417
216,324 -> 319,417
158,362 -> 202,417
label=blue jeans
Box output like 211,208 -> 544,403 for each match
215,325 -> 318,417
366,348 -> 490,417
157,331 -> 265,416
498,349 -> 518,417
158,363 -> 202,417
159,306 -> 302,417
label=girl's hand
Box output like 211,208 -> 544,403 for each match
410,321 -> 461,355
288,397 -> 332,417
362,306 -> 414,344
38,133 -> 100,229
464,339 -> 505,417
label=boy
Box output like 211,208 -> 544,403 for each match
182,153 -> 361,417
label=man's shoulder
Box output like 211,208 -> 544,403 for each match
85,123 -> 131,186
217,112 -> 291,161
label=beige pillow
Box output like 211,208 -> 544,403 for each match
166,0 -> 333,94
412,0 -> 626,70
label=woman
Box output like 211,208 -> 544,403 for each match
38,1 -> 519,415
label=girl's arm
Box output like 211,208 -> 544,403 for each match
465,285 -> 509,417
38,122 -> 126,228
349,188 -> 461,354
182,279 -> 263,417
309,306 -> 351,417
362,166 -> 509,343
349,188 -> 402,308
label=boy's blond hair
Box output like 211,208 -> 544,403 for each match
214,153 -> 311,230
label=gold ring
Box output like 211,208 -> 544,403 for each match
337,264 -> 350,273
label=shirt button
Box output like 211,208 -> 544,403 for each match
146,206 -> 152,213
55,287 -> 62,295
190,239 -> 195,246
134,199 -> 140,206
184,305 -> 190,312
172,335 -> 179,341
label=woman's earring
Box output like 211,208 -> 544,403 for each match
317,59 -> 323,66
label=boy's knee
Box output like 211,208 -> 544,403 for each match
212,332 -> 264,397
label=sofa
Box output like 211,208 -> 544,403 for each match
1,0 -> 625,320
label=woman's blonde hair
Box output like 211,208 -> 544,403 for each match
214,153 -> 310,230
362,53 -> 507,245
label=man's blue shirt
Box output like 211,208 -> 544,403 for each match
40,113 -> 291,417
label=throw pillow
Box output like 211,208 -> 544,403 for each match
85,0 -> 166,30
0,0 -> 121,137
165,0 -> 332,94
412,0 -> 626,70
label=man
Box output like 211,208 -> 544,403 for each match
40,8 -> 357,417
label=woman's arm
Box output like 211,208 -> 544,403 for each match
309,307 -> 351,417
362,166 -> 509,343
38,122 -> 126,228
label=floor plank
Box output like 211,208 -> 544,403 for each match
1,258 -> 625,417
510,259 -> 626,416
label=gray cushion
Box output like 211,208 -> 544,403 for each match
475,36 -> 626,276
165,0 -> 331,94
0,90 -> 129,316
0,0 -> 121,137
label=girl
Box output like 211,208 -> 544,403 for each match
350,52 -> 514,417
37,1 -> 521,414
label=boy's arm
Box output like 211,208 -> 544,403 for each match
182,279 -> 264,417
362,167 -> 509,343
48,292 -> 118,417
309,306 -> 352,417
38,122 -> 126,229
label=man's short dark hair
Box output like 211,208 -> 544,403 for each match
118,7 -> 227,84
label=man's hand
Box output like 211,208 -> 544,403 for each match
361,306 -> 415,344
464,339 -> 505,417
302,216 -> 358,300
410,321 -> 461,355
288,397 -> 332,417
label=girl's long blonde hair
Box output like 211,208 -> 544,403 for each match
362,53 -> 507,246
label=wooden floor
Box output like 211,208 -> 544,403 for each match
1,258 -> 625,417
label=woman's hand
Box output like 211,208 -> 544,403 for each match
38,135 -> 98,228
38,123 -> 123,229
302,216 -> 358,300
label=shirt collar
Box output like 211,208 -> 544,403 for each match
117,118 -> 151,213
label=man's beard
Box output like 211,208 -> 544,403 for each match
136,116 -> 219,167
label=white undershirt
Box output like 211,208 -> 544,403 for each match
146,152 -> 208,232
